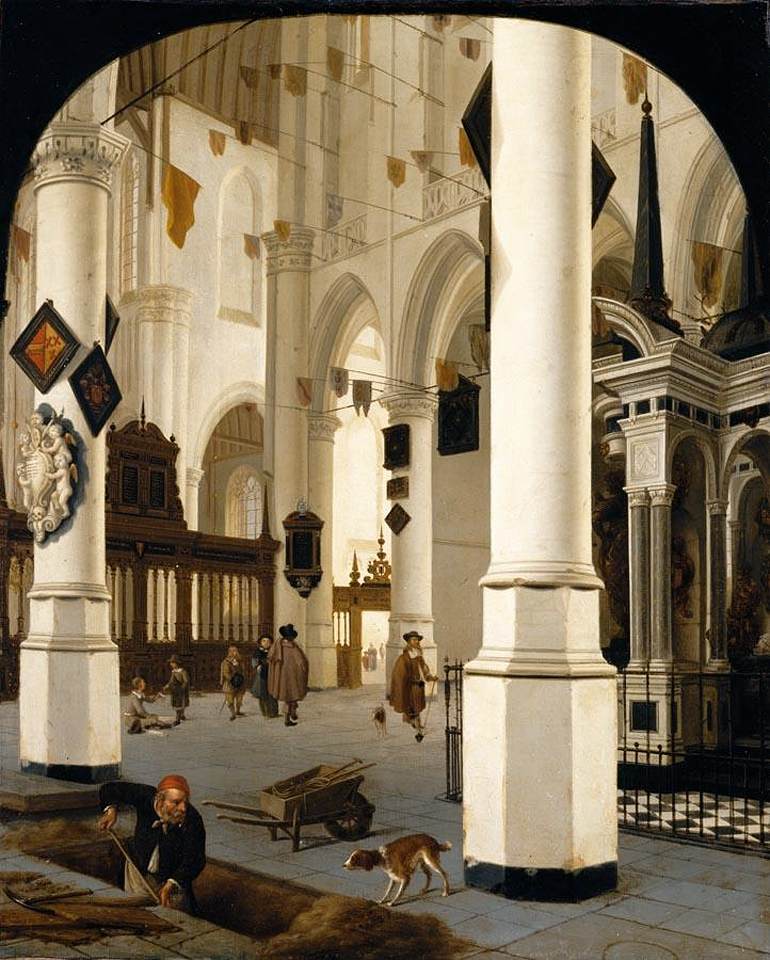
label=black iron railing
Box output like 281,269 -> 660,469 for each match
617,661 -> 770,852
442,658 -> 464,802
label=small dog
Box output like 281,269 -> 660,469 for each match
343,833 -> 451,905
372,703 -> 387,738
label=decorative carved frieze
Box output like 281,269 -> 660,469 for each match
321,214 -> 367,262
134,285 -> 193,327
307,414 -> 341,443
262,227 -> 315,275
625,488 -> 650,509
631,439 -> 659,480
32,123 -> 128,190
648,484 -> 676,508
381,393 -> 437,422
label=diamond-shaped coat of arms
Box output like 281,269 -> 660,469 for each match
10,300 -> 80,393
68,345 -> 122,437
385,503 -> 411,536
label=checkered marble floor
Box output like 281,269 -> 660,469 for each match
619,790 -> 770,845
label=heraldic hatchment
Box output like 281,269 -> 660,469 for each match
16,410 -> 78,543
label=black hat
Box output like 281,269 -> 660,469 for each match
403,630 -> 423,643
279,623 -> 298,640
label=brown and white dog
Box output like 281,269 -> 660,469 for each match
343,833 -> 452,905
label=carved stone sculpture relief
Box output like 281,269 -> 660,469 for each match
16,411 -> 78,543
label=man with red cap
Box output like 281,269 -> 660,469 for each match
97,774 -> 206,913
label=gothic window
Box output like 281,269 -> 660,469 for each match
226,466 -> 263,539
119,152 -> 139,298
218,172 -> 259,323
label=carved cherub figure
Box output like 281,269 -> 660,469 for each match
46,452 -> 77,519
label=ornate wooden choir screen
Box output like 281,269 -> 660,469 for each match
0,417 -> 280,696
333,533 -> 391,689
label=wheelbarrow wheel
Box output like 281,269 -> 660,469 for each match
324,792 -> 374,841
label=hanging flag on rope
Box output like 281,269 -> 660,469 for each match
468,324 -> 489,373
459,127 -> 477,168
234,121 -> 253,146
386,156 -> 407,188
622,53 -> 647,105
352,380 -> 372,416
326,193 -> 344,227
478,200 -> 491,255
432,15 -> 451,31
161,164 -> 201,250
435,359 -> 460,392
273,219 -> 292,242
296,377 -> 313,407
410,150 -> 434,173
243,234 -> 261,260
329,366 -> 349,398
208,130 -> 226,156
239,65 -> 260,89
268,63 -> 282,80
327,46 -> 345,83
10,224 -> 31,276
459,37 -> 481,61
691,240 -> 724,309
284,65 -> 308,97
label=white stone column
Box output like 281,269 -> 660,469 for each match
262,227 -> 314,639
649,483 -> 675,665
185,467 -> 204,530
707,498 -> 729,666
463,20 -> 617,901
626,487 -> 651,664
306,413 -> 340,687
382,393 -> 437,678
20,120 -> 127,782
134,284 -> 192,448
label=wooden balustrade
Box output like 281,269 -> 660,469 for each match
0,417 -> 280,697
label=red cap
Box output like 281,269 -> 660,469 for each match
157,774 -> 190,796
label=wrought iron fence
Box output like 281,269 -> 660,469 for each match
442,658 -> 464,802
618,661 -> 770,851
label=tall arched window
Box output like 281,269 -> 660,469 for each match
119,152 -> 139,298
218,172 -> 259,323
226,466 -> 263,539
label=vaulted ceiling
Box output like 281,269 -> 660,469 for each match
117,19 -> 281,147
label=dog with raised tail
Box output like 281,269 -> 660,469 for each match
343,833 -> 452,906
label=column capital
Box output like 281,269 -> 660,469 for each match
624,486 -> 650,509
186,467 -> 205,487
262,226 -> 315,275
381,392 -> 437,422
707,498 -> 729,517
134,284 -> 193,326
648,483 -> 677,507
32,122 -> 128,191
307,413 -> 341,443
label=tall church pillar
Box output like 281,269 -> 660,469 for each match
306,413 -> 340,687
708,499 -> 729,664
626,488 -> 651,663
463,20 -> 617,901
262,227 -> 314,638
20,119 -> 127,782
185,467 -> 204,530
649,484 -> 675,664
135,285 -> 192,474
382,393 -> 437,679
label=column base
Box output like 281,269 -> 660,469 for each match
464,859 -> 618,903
306,638 -> 338,689
20,760 -> 121,784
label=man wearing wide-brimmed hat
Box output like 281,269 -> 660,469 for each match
389,631 -> 437,735
268,623 -> 309,726
97,773 -> 206,913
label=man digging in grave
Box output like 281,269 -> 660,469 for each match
97,774 -> 206,913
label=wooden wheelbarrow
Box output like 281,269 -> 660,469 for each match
203,759 -> 375,852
